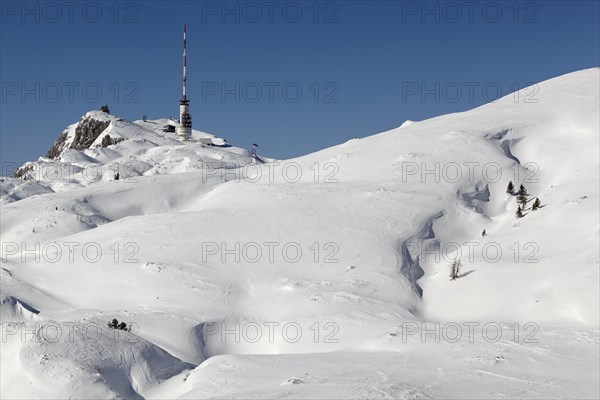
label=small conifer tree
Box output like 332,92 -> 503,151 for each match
516,206 -> 524,219
517,184 -> 528,206
450,258 -> 462,280
108,319 -> 129,331
482,229 -> 486,237
506,181 -> 514,194
517,184 -> 528,196
532,198 -> 541,210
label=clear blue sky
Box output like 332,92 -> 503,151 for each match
1,0 -> 599,170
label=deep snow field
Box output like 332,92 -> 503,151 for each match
1,68 -> 598,399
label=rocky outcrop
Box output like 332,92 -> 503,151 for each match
46,116 -> 111,159
70,116 -> 111,151
46,130 -> 69,159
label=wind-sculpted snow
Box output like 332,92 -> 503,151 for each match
0,177 -> 54,204
1,69 -> 598,399
11,318 -> 194,398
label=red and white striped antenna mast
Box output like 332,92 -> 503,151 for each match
182,23 -> 187,100
177,23 -> 192,140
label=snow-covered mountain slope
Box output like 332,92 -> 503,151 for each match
1,68 -> 598,399
3,110 -> 256,203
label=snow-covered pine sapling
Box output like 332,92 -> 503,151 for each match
532,197 -> 541,210
506,181 -> 514,194
482,229 -> 486,237
516,206 -> 524,219
450,258 -> 462,280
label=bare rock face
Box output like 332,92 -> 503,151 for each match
69,117 -> 111,152
12,164 -> 33,179
46,131 -> 69,159
101,134 -> 113,148
46,116 -> 111,159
